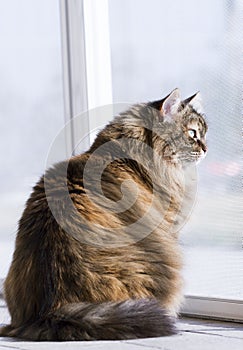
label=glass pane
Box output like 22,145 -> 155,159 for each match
0,0 -> 64,278
108,0 -> 242,299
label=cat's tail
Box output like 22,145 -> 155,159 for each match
0,299 -> 177,341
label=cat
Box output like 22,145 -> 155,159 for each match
0,88 -> 207,341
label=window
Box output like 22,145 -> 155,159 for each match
1,0 -> 242,321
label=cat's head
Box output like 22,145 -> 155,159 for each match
149,88 -> 208,165
91,88 -> 207,166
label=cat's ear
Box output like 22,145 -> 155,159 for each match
160,88 -> 181,122
184,92 -> 204,114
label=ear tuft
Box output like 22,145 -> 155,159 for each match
160,88 -> 181,122
185,92 -> 204,114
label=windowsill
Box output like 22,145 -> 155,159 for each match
0,298 -> 243,349
0,280 -> 3,299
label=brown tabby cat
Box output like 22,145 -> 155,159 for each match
0,88 -> 207,341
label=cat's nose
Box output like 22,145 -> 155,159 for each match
197,140 -> 207,153
202,143 -> 207,153
199,146 -> 207,159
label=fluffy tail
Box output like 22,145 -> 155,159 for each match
0,299 -> 177,341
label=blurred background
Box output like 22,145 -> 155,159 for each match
0,0 -> 242,299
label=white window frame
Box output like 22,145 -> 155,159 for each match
60,0 -> 90,155
83,0 -> 113,111
60,0 -> 112,154
59,0 -> 243,323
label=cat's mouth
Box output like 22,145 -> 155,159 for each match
163,151 -> 206,164
178,150 -> 207,164
190,150 -> 207,163
191,151 -> 201,158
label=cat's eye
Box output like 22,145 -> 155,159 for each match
188,129 -> 197,139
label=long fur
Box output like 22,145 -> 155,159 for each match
0,299 -> 176,340
0,92 -> 207,341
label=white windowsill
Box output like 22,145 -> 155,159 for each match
181,295 -> 243,323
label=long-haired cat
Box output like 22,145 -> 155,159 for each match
0,88 -> 207,341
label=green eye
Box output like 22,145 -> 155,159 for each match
188,129 -> 197,138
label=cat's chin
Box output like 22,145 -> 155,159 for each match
196,152 -> 207,164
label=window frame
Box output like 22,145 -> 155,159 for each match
182,296 -> 243,323
60,0 -> 113,153
60,0 -> 90,155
